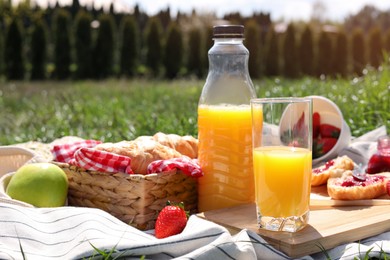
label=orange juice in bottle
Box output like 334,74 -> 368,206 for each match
197,25 -> 257,212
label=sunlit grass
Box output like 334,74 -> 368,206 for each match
0,65 -> 389,145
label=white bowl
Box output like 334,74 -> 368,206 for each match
308,95 -> 352,166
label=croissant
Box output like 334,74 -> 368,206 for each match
95,139 -> 182,174
153,132 -> 198,158
135,132 -> 198,159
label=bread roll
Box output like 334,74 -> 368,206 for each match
135,132 -> 198,158
327,170 -> 387,200
311,155 -> 354,186
95,139 -> 182,174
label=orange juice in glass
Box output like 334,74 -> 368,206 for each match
251,98 -> 312,232
197,104 -> 254,212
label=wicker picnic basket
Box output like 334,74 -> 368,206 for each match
53,161 -> 198,230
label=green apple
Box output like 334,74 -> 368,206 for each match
6,163 -> 68,207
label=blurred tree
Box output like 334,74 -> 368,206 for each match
134,4 -> 148,33
283,23 -> 299,78
351,28 -> 366,76
187,26 -> 203,78
163,21 -> 183,79
264,25 -> 279,76
385,29 -> 390,54
93,14 -> 116,79
223,12 -> 244,25
109,2 -> 114,15
299,25 -> 314,76
202,25 -> 213,75
245,19 -> 261,79
0,19 -> 4,76
157,7 -> 171,31
5,16 -> 25,80
252,12 -> 272,42
317,31 -> 333,76
332,30 -> 348,77
30,15 -> 48,80
74,10 -> 93,79
344,5 -> 382,33
71,0 -> 80,18
368,26 -> 383,68
119,15 -> 139,77
145,16 -> 163,77
15,0 -> 33,30
53,9 -> 71,79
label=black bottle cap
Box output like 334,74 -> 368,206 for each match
213,25 -> 244,38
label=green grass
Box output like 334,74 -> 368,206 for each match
0,65 -> 389,145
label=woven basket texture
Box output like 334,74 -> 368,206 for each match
53,162 -> 198,230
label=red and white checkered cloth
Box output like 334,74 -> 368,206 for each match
71,148 -> 133,174
52,140 -> 133,174
147,157 -> 203,178
52,139 -> 203,177
52,140 -> 102,163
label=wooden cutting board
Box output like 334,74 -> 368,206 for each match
198,200 -> 390,258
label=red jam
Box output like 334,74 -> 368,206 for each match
313,159 -> 335,174
366,135 -> 390,174
341,175 -> 385,187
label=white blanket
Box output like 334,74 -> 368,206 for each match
0,126 -> 388,260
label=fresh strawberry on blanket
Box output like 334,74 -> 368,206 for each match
155,201 -> 188,239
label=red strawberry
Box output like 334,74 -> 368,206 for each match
313,137 -> 338,158
366,153 -> 390,174
293,112 -> 305,135
312,112 -> 321,138
320,124 -> 341,138
155,201 -> 188,239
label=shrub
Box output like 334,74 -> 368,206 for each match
351,28 -> 366,76
282,23 -> 299,78
30,16 -> 48,80
53,9 -> 71,80
163,21 -> 183,79
264,26 -> 279,77
0,21 -> 4,76
368,26 -> 382,68
299,25 -> 314,76
144,17 -> 163,77
317,31 -> 333,76
5,16 -> 25,80
119,15 -> 139,77
93,14 -> 116,79
385,29 -> 390,54
333,30 -> 348,77
202,25 -> 213,75
187,26 -> 203,78
245,19 -> 261,79
74,10 -> 93,79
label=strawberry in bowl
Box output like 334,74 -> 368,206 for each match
308,96 -> 351,166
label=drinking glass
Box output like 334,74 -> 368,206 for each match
251,97 -> 312,232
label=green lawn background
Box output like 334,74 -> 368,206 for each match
0,65 -> 389,145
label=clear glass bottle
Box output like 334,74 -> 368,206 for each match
197,25 -> 257,212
